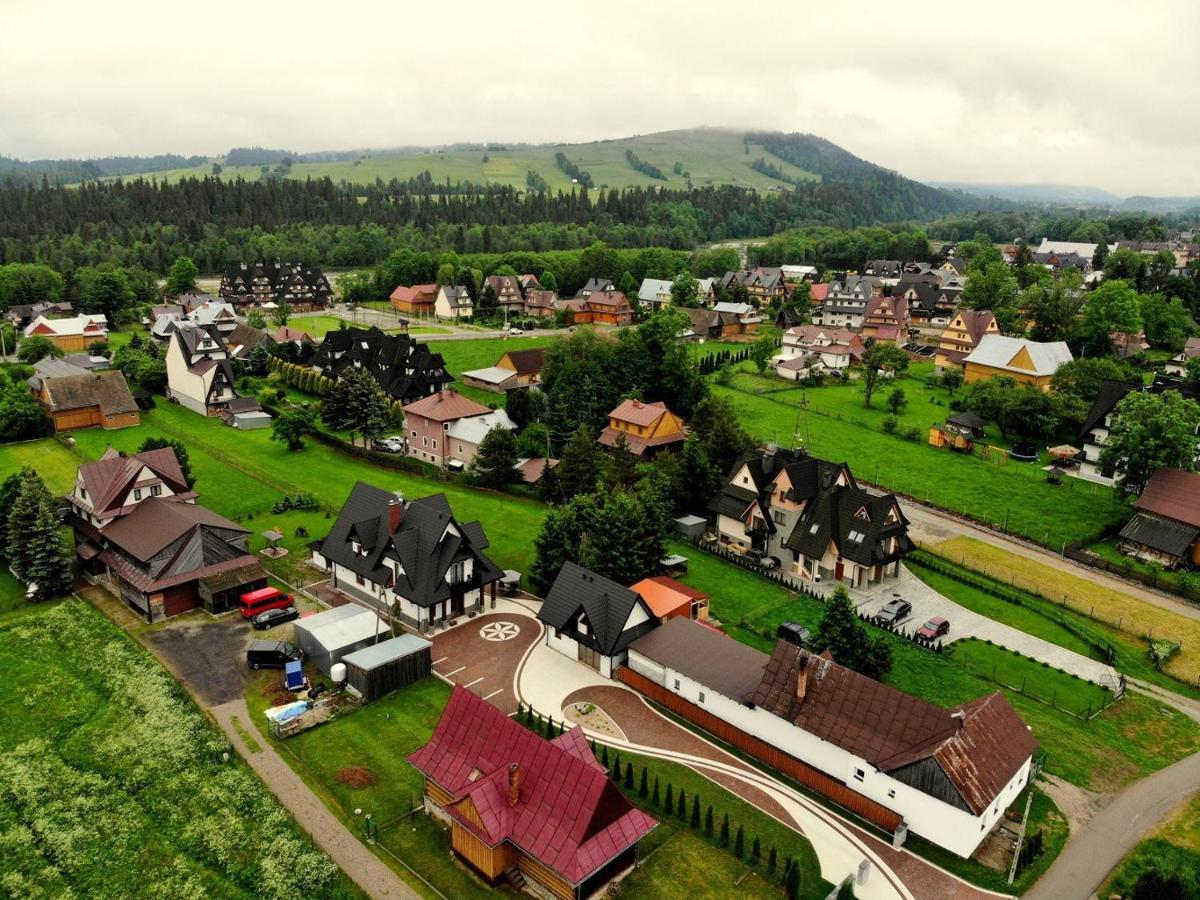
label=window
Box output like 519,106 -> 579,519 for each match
847,530 -> 865,543
673,679 -> 680,690
133,489 -> 142,501
698,691 -> 706,703
150,484 -> 162,497
808,523 -> 819,534
887,789 -> 895,799
355,573 -> 365,586
741,476 -> 749,485
422,436 -> 428,447
432,439 -> 438,450
773,511 -> 786,525
853,769 -> 865,782
411,430 -> 417,438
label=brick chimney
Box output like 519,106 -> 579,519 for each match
795,654 -> 810,705
506,763 -> 521,807
387,498 -> 403,534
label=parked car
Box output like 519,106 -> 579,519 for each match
745,548 -> 766,563
247,640 -> 303,669
876,598 -> 912,625
252,606 -> 299,630
238,586 -> 293,620
917,616 -> 950,640
372,436 -> 405,453
508,327 -> 523,336
777,621 -> 812,647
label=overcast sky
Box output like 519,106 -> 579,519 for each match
3,0 -> 1196,196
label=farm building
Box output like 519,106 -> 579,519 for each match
293,605 -> 391,676
343,634 -> 432,701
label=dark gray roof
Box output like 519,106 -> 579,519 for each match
784,485 -> 912,568
630,617 -> 766,700
315,482 -> 501,608
1119,513 -> 1198,558
538,561 -> 656,657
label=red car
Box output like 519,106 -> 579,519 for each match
917,616 -> 950,640
238,586 -> 293,620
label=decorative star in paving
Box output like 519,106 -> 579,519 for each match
479,621 -> 520,642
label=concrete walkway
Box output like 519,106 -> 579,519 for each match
1025,751 -> 1200,900
211,699 -> 418,900
856,567 -> 1121,688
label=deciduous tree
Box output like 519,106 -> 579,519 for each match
165,256 -> 199,295
1100,390 -> 1200,493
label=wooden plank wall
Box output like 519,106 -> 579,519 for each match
616,666 -> 903,833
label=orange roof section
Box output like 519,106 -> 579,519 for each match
631,575 -> 709,618
402,389 -> 492,421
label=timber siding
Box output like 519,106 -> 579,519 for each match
616,665 -> 903,833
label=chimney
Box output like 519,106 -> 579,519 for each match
506,763 -> 521,807
795,654 -> 810,705
387,499 -> 403,534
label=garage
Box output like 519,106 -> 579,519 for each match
343,634 -> 432,702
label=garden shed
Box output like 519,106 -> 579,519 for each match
342,634 -> 432,702
673,515 -> 707,540
294,605 -> 390,676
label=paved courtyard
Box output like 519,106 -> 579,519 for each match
430,607 -> 541,714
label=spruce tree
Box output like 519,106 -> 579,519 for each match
704,805 -> 714,836
734,825 -> 745,858
7,470 -> 49,581
639,767 -> 648,797
651,776 -> 659,805
676,788 -> 687,818
768,847 -> 777,875
751,835 -> 761,863
25,493 -> 72,599
785,859 -> 800,899
601,746 -> 609,767
690,795 -> 700,828
719,813 -> 730,847
664,784 -> 674,811
624,762 -> 633,789
0,469 -> 30,566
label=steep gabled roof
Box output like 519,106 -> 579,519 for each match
498,348 -> 545,375
1133,468 -> 1200,528
101,496 -> 249,562
41,371 -> 138,416
408,687 -> 655,885
315,482 -> 501,608
403,389 -> 492,422
963,335 -> 1073,376
78,447 -> 194,517
608,398 -> 670,427
538,562 -> 655,657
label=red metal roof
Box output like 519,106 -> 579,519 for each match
408,686 -> 656,884
1133,468 -> 1200,528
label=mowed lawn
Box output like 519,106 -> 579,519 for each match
711,382 -> 1131,547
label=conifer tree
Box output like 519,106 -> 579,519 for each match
719,812 -> 730,847
734,825 -> 745,858
7,470 -> 49,581
639,767 -> 648,797
690,795 -> 700,828
25,493 -> 72,599
704,805 -> 714,836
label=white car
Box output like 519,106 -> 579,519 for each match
508,327 -> 523,336
372,436 -> 405,453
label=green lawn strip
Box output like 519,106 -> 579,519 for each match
0,601 -> 347,898
0,438 -> 81,495
620,830 -> 786,899
945,638 -> 1112,717
710,382 -> 1130,547
1086,538 -> 1198,596
432,335 -> 560,376
671,541 -> 1200,792
574,733 -> 828,898
907,552 -> 1200,701
904,787 -> 1068,896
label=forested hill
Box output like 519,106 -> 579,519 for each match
0,153 -> 205,186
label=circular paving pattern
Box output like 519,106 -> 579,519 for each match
480,621 -> 521,642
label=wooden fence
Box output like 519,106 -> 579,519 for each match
615,666 -> 903,834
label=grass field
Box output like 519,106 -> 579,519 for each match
712,379 -> 1131,547
1101,793 -> 1200,898
98,128 -> 819,192
0,601 -> 346,898
670,542 -> 1200,793
933,536 -> 1200,683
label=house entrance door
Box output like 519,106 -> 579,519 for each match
450,592 -> 465,616
835,560 -> 844,581
578,643 -> 601,671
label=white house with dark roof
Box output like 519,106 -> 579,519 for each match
165,323 -> 239,416
537,561 -> 658,677
310,482 -> 502,631
434,285 -> 474,320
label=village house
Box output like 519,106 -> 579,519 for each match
712,446 -> 911,587
899,282 -> 961,331
720,268 -> 787,307
779,325 -> 857,359
389,284 -> 438,317
402,389 -> 494,467
538,562 -> 659,677
446,408 -> 517,469
935,310 -> 999,371
461,348 -> 546,393
30,368 -> 140,432
309,326 -> 451,404
712,301 -> 762,334
1118,468 -> 1200,569
862,259 -> 904,280
408,686 -> 656,897
1165,336 -> 1200,377
224,322 -> 275,361
23,314 -> 108,352
636,278 -> 674,309
6,300 -> 74,329
775,345 -> 854,381
962,334 -> 1073,391
860,295 -> 909,341
165,323 -> 239,416
70,448 -> 267,622
813,276 -> 880,329
219,261 -> 333,310
520,289 -> 558,317
583,290 -> 633,325
435,285 -> 474,321
189,300 -> 238,335
273,324 -> 314,346
575,277 -> 616,298
624,618 -> 1036,858
597,398 -> 686,457
310,482 -> 502,629
483,274 -> 523,310
1077,377 -> 1200,484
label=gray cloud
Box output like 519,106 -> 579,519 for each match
1,0 -> 1196,196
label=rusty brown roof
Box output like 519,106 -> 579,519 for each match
608,398 -> 670,427
747,641 -> 1034,815
629,617 -> 767,700
402,389 -> 492,422
101,497 -> 250,562
1133,468 -> 1200,528
43,371 -> 138,416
